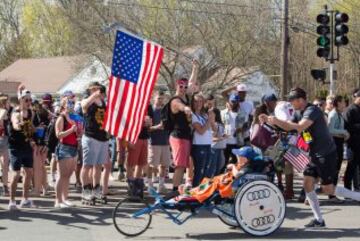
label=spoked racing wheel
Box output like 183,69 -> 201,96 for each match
234,180 -> 286,236
112,197 -> 152,237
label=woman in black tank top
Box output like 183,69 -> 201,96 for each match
8,88 -> 35,209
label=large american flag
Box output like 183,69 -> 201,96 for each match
283,145 -> 310,172
103,30 -> 164,143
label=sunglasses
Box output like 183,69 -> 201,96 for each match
24,98 -> 32,103
179,85 -> 188,89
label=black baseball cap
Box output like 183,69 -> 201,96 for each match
287,87 -> 307,101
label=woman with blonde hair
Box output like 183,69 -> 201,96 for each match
54,91 -> 79,208
0,93 -> 10,195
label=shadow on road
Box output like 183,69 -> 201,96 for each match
186,227 -> 360,240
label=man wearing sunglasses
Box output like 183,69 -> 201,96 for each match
8,87 -> 35,210
260,87 -> 360,228
169,60 -> 199,192
81,82 -> 110,203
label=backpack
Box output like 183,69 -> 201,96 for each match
161,96 -> 190,132
161,98 -> 175,132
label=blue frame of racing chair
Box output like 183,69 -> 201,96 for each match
130,188 -> 233,225
130,173 -> 270,226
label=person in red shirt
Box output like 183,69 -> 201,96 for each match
54,92 -> 79,208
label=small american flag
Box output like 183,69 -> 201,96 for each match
283,145 -> 310,172
104,30 -> 164,143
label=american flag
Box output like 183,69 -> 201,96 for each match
103,30 -> 164,143
283,145 -> 310,172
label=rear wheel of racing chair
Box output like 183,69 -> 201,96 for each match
234,180 -> 286,236
112,197 -> 152,237
217,202 -> 239,228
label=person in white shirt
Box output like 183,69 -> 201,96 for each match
237,84 -> 254,144
191,93 -> 216,187
274,100 -> 296,199
221,93 -> 247,168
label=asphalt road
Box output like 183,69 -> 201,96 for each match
0,175 -> 360,241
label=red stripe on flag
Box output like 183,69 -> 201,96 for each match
107,76 -> 121,135
119,84 -> 136,139
125,43 -> 151,142
129,43 -> 155,142
102,76 -> 113,131
113,81 -> 130,136
132,46 -> 163,142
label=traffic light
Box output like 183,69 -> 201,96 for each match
316,13 -> 330,58
311,69 -> 326,83
334,12 -> 349,46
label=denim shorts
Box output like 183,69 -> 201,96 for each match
9,148 -> 33,171
82,135 -> 109,166
55,143 -> 78,161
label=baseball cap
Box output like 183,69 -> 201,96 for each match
229,93 -> 240,102
0,93 -> 8,101
42,93 -> 52,103
232,146 -> 260,161
237,83 -> 248,92
287,88 -> 307,101
88,81 -> 102,90
19,89 -> 31,99
262,93 -> 278,104
176,78 -> 189,85
353,89 -> 360,98
62,90 -> 75,98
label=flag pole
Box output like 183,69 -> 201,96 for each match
102,22 -> 193,61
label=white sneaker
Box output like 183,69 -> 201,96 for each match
63,200 -> 75,207
152,176 -> 159,184
54,203 -> 68,209
8,201 -> 17,210
19,199 -> 33,208
157,184 -> 167,194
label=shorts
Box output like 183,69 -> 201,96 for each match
169,136 -> 191,168
127,139 -> 148,167
9,148 -> 33,171
82,135 -> 109,166
148,145 -> 171,167
303,150 -> 337,185
55,143 -> 78,161
0,136 -> 9,152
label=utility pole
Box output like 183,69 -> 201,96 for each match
280,0 -> 289,99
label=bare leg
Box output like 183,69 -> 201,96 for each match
9,171 -> 21,202
23,168 -> 33,200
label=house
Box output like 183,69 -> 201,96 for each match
0,56 -> 110,97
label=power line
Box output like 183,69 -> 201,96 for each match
104,0 -> 251,17
178,0 -> 283,11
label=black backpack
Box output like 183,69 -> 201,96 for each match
161,96 -> 190,132
161,98 -> 176,132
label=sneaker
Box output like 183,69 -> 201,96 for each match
304,219 -> 326,228
19,199 -> 34,208
157,184 -> 167,194
54,203 -> 68,209
117,171 -> 125,181
63,200 -> 75,207
152,176 -> 159,184
328,196 -> 344,203
8,201 -> 17,210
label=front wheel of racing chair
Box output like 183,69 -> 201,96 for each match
113,197 -> 152,237
234,180 -> 286,236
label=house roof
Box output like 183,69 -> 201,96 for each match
0,81 -> 20,95
0,56 -> 86,95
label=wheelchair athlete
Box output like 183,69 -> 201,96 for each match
169,146 -> 273,203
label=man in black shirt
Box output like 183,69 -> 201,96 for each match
260,88 -> 360,228
81,82 -> 110,202
344,89 -> 360,190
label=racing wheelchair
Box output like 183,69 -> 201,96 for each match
112,156 -> 287,237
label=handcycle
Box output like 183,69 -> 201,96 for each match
112,155 -> 288,237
